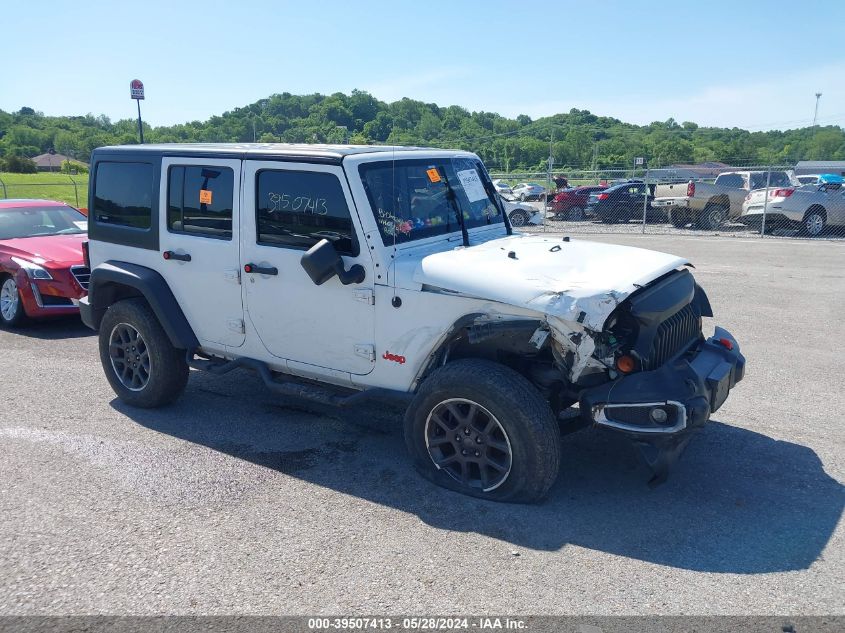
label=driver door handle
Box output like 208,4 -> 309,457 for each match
244,263 -> 278,276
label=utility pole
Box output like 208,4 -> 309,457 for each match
813,92 -> 822,127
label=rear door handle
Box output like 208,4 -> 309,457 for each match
163,251 -> 191,262
244,263 -> 278,276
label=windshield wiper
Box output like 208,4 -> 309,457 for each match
438,170 -> 470,247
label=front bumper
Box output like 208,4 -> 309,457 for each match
578,327 -> 745,481
16,269 -> 87,319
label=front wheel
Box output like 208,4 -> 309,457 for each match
404,359 -> 561,503
98,298 -> 189,408
509,209 -> 529,227
0,276 -> 26,327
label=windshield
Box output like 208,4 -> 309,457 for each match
0,205 -> 87,240
359,157 -> 503,245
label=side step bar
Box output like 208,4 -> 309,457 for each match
185,351 -> 413,409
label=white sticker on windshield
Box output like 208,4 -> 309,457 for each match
456,169 -> 488,203
74,221 -> 88,230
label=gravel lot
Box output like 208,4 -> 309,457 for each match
1,234 -> 843,615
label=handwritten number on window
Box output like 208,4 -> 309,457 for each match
269,192 -> 328,215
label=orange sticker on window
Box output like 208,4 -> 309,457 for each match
426,168 -> 441,183
199,189 -> 212,205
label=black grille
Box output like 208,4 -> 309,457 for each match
41,295 -> 74,307
645,304 -> 700,370
71,266 -> 90,290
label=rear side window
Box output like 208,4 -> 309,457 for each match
256,170 -> 357,255
93,162 -> 153,229
167,165 -> 234,239
715,173 -> 744,188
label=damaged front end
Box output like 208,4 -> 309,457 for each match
545,268 -> 746,484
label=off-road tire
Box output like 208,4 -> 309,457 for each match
697,204 -> 728,230
98,298 -> 189,408
0,275 -> 27,328
404,359 -> 561,503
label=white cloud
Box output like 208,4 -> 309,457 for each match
497,62 -> 845,130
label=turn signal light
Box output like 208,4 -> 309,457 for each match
616,355 -> 636,373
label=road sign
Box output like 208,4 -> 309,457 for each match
130,79 -> 145,100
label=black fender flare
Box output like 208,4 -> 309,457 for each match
82,261 -> 199,350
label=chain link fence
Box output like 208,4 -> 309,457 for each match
0,174 -> 88,209
490,163 -> 845,240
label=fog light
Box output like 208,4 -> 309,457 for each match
650,408 -> 668,424
616,355 -> 636,373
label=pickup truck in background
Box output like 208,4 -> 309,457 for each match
652,171 -> 792,229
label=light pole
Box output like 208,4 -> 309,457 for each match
813,92 -> 822,127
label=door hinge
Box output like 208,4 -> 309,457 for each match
223,268 -> 241,284
353,288 -> 375,305
354,344 -> 376,362
227,318 -> 245,334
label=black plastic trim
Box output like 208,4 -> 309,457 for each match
83,260 -> 199,350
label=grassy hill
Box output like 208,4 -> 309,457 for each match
3,92 -> 844,174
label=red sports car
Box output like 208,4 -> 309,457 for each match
0,199 -> 89,326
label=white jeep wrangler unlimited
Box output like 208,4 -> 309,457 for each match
80,143 -> 745,502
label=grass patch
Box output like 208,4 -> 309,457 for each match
0,172 -> 89,208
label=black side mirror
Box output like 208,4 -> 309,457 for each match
300,239 -> 365,286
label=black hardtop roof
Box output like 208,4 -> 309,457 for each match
92,143 -> 464,163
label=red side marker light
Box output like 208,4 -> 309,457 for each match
162,251 -> 171,260
244,264 -> 253,273
718,337 -> 734,350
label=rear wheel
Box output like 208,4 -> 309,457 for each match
98,298 -> 189,408
801,207 -> 826,236
0,276 -> 26,327
697,204 -> 728,230
669,209 -> 691,228
567,206 -> 585,221
611,204 -> 629,223
404,359 -> 561,503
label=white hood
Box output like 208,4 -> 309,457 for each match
409,234 -> 688,331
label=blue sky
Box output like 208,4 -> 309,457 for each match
2,0 -> 844,130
